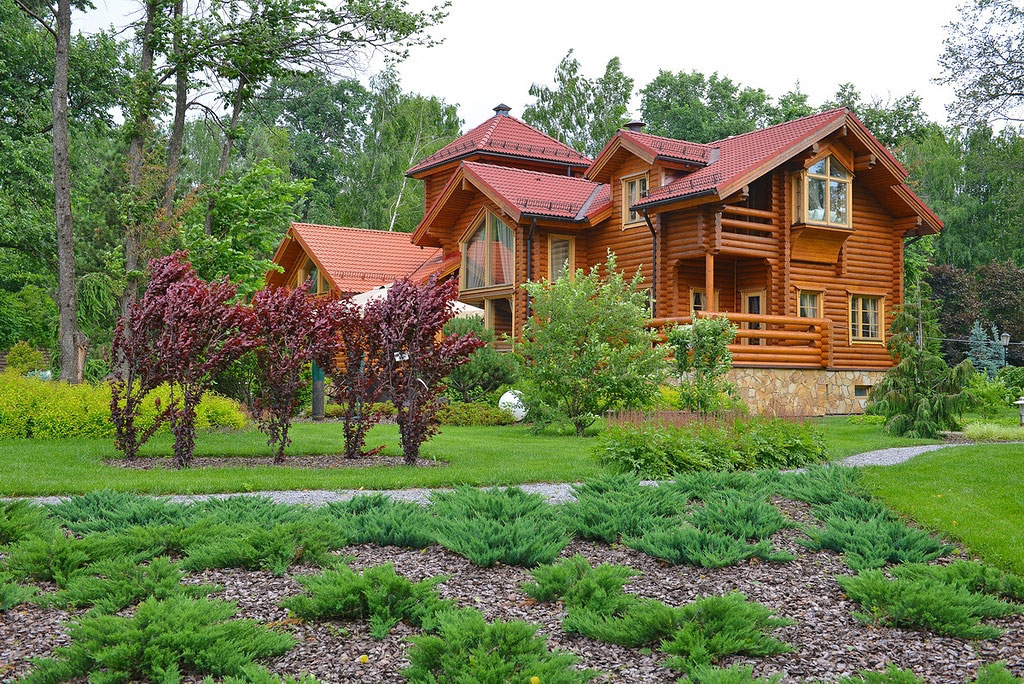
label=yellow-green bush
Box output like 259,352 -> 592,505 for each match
0,370 -> 247,440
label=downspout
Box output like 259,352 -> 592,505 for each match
643,208 -> 657,318
525,217 -> 537,319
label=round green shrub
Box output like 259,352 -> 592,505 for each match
436,401 -> 515,426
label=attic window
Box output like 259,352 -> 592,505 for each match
462,211 -> 515,291
794,155 -> 851,228
622,173 -> 648,227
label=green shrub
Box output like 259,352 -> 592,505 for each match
18,596 -> 296,683
0,501 -> 54,544
521,555 -> 639,605
5,528 -> 99,587
324,494 -> 435,548
891,561 -> 1024,603
282,563 -> 453,639
671,470 -> 779,502
626,523 -> 794,568
563,475 -> 688,543
973,662 -> 1023,684
997,365 -> 1024,399
963,422 -> 1024,442
48,556 -> 220,616
660,593 -> 793,675
689,491 -> 791,541
1,572 -> 37,611
206,665 -> 322,684
776,466 -> 865,505
596,418 -> 827,478
838,665 -> 925,683
429,487 -> 570,567
5,341 -> 46,374
404,607 -> 596,684
666,315 -> 739,414
966,372 -> 1010,418
48,490 -> 193,534
181,518 -> 348,575
190,495 -> 308,529
442,317 -> 519,403
685,664 -> 783,684
799,500 -> 954,570
435,401 -> 515,426
836,570 -> 1019,639
0,373 -> 247,440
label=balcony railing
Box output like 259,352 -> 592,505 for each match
646,311 -> 832,369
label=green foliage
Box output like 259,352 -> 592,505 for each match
0,286 -> 57,353
776,465 -> 866,505
688,492 -> 791,541
48,490 -> 192,535
523,49 -> 634,157
867,303 -> 973,438
671,470 -> 779,502
963,421 -> 1024,442
435,401 -> 515,426
626,523 -> 793,568
5,340 -> 45,373
205,664 -> 322,684
666,316 -> 739,413
891,561 -> 1024,603
404,607 -> 596,684
0,501 -> 54,544
563,474 -> 687,543
838,665 -> 925,684
0,373 -> 247,440
282,563 -> 453,639
48,556 -> 220,616
324,494 -> 435,548
836,570 -> 1019,639
521,554 -> 635,603
595,418 -> 827,479
441,317 -> 518,403
5,527 -> 99,587
973,662 -> 1024,684
799,494 -> 954,570
18,596 -> 296,683
429,487 -> 570,567
968,321 -> 1006,378
517,253 -> 667,436
684,664 -> 783,684
998,365 -> 1024,398
1,572 -> 38,611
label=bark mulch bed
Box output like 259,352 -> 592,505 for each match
102,454 -> 446,470
2,499 -> 1021,683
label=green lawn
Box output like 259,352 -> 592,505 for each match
812,416 -> 941,460
861,444 -> 1024,574
0,423 -> 600,496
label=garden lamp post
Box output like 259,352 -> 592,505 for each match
1015,397 -> 1024,427
1001,333 -> 1011,370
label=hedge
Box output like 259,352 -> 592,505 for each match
0,371 -> 247,440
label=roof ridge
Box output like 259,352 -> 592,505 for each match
463,160 -> 601,184
625,129 -> 711,148
291,222 -> 416,238
710,107 -> 848,145
505,115 -> 591,160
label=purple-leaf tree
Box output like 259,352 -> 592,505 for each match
154,254 -> 255,468
250,282 -> 327,463
313,297 -> 387,460
109,253 -> 192,460
375,277 -> 483,464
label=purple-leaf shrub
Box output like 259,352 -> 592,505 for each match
313,298 -> 387,460
250,282 -> 327,463
375,277 -> 483,464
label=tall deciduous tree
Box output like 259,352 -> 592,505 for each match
938,0 -> 1024,126
523,50 -> 634,158
823,83 -> 930,149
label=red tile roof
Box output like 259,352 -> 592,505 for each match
287,223 -> 442,294
462,161 -> 607,220
638,108 -> 849,207
619,130 -> 713,165
407,113 -> 591,176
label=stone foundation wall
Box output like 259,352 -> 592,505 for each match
726,368 -> 887,417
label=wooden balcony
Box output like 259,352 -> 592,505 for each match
647,311 -> 833,369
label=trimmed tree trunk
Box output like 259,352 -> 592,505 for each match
52,0 -> 87,382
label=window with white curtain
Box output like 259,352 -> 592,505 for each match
462,211 -> 515,290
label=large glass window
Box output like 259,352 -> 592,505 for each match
622,174 -> 648,226
850,294 -> 882,342
462,211 -> 515,290
800,155 -> 851,227
548,235 -> 574,281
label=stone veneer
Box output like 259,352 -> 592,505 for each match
726,367 -> 887,417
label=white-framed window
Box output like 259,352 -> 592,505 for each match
799,290 -> 822,319
462,211 -> 515,291
548,234 -> 575,282
849,294 -> 883,342
690,287 -> 720,313
622,173 -> 648,226
794,154 -> 852,228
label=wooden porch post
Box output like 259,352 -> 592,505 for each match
705,253 -> 715,312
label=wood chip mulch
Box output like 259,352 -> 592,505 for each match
102,454 -> 446,470
1,498 -> 1021,683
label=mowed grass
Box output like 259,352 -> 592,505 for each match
861,444 -> 1024,574
811,416 -> 941,460
0,423 -> 600,496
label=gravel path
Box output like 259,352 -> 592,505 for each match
10,442 -> 1015,508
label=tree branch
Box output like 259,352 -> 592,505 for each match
13,0 -> 57,39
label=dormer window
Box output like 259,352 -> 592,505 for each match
795,154 -> 851,228
462,210 -> 515,291
622,173 -> 648,227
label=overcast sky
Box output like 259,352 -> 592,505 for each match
75,0 -> 962,129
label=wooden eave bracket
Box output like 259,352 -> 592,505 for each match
854,154 -> 877,172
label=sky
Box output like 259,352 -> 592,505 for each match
75,0 -> 963,130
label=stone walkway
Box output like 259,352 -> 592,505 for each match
14,442 -> 1009,508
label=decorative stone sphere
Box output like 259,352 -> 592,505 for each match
498,390 -> 527,422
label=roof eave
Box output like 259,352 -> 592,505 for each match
634,187 -> 720,212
